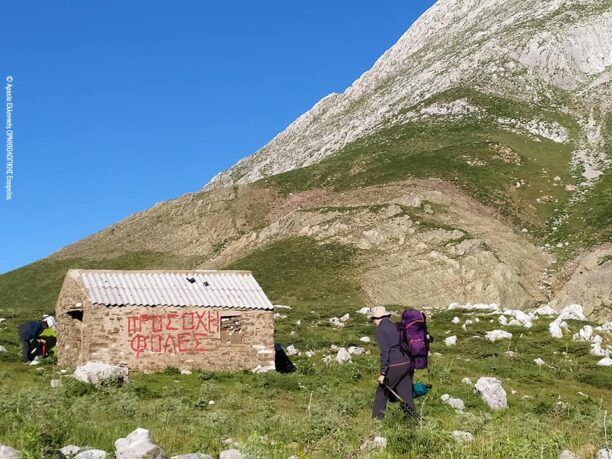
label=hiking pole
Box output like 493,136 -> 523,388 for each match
382,383 -> 422,421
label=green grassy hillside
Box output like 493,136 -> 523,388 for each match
1,306 -> 609,458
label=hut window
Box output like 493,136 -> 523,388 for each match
67,310 -> 84,321
221,315 -> 242,344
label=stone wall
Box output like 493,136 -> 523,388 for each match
56,271 -> 90,367
84,305 -> 274,372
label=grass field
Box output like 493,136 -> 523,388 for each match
1,302 -> 610,458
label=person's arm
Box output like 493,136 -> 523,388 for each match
376,325 -> 391,378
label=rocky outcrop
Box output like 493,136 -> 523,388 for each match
206,0 -> 611,189
551,245 -> 612,321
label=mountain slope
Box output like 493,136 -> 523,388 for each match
206,0 -> 612,189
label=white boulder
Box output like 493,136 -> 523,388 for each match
75,451 -> 107,459
461,377 -> 473,386
359,336 -> 371,343
597,448 -> 612,459
558,451 -> 578,459
549,319 -> 567,338
485,330 -> 513,342
360,436 -> 387,450
597,357 -> 612,367
573,325 -> 594,342
329,317 -> 345,328
171,455 -> 214,459
340,313 -> 350,322
252,364 -> 275,373
440,394 -> 465,411
451,431 -> 474,443
74,362 -> 128,385
60,445 -> 83,457
348,346 -> 366,355
335,348 -> 351,364
498,316 -> 508,326
452,316 -> 461,324
357,307 -> 371,315
0,446 -> 21,459
475,377 -> 508,410
535,305 -> 557,316
219,450 -> 244,459
445,336 -> 457,346
0,346 -> 6,353
590,343 -> 611,357
557,304 -> 586,321
285,345 -> 299,356
534,358 -> 545,367
115,428 -> 167,459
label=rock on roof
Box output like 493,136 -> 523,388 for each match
71,269 -> 274,310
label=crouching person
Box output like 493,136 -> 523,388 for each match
17,316 -> 56,364
370,306 -> 416,420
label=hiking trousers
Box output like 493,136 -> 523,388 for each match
372,362 -> 415,419
21,339 -> 33,362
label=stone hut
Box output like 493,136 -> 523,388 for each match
55,269 -> 275,372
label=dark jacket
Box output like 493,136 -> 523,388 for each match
18,320 -> 45,341
375,318 -> 410,375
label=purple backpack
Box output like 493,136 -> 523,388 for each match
398,309 -> 432,370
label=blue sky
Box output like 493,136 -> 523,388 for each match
0,0 -> 436,274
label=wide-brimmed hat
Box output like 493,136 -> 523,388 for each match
369,306 -> 391,320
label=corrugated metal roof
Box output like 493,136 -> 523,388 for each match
79,270 -> 274,310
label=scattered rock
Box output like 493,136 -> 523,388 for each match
171,454 -> 214,459
597,448 -> 612,459
596,357 -> 612,367
452,316 -> 461,324
535,305 -> 557,316
252,364 -> 275,373
285,345 -> 299,356
0,445 -> 21,459
359,336 -> 371,343
180,370 -> 192,375
557,304 -> 586,321
558,450 -> 578,459
360,436 -> 387,450
451,431 -> 474,443
0,346 -> 6,353
440,394 -> 465,411
485,330 -> 513,342
534,358 -> 545,367
461,377 -> 473,385
329,317 -> 345,328
273,313 -> 287,320
339,313 -> 350,322
335,348 -> 351,364
114,428 -> 167,459
549,319 -> 567,338
219,450 -> 244,459
348,346 -> 366,355
295,320 -> 301,326
60,445 -> 84,457
445,336 -> 457,346
498,316 -> 508,326
75,451 -> 107,459
50,379 -> 62,389
475,377 -> 508,410
572,325 -> 594,342
304,350 -> 315,358
357,307 -> 371,315
74,362 -> 128,385
504,351 -> 517,358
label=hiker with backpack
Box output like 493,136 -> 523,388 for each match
370,306 -> 417,420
